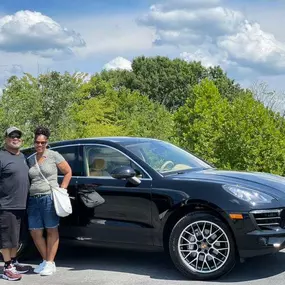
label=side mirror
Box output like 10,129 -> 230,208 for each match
111,166 -> 141,185
111,166 -> 136,179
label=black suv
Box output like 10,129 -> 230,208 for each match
21,137 -> 285,280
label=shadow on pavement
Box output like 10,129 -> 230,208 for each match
219,251 -> 285,282
57,244 -> 185,281
28,244 -> 285,282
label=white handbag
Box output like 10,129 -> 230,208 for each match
34,156 -> 72,217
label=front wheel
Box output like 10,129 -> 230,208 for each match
169,212 -> 236,280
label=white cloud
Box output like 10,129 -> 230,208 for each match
103,57 -> 132,71
180,49 -> 226,68
0,13 -> 164,90
67,15 -> 154,59
140,6 -> 244,36
154,29 -> 206,46
152,0 -> 221,11
218,21 -> 285,73
139,0 -> 285,76
0,10 -> 85,59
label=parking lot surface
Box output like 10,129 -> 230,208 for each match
1,245 -> 285,285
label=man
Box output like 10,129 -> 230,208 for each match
0,127 -> 31,281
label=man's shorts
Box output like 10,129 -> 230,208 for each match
27,194 -> 59,230
0,210 -> 23,249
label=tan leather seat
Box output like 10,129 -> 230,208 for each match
89,158 -> 110,177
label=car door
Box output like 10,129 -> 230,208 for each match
76,144 -> 153,246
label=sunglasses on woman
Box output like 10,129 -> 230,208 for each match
34,141 -> 47,145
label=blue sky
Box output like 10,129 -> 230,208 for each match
0,0 -> 150,16
0,0 -> 285,107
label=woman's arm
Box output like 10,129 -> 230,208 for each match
57,161 -> 72,189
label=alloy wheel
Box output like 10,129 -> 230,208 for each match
178,220 -> 230,274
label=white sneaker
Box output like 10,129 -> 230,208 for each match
40,261 -> 56,276
34,260 -> 46,274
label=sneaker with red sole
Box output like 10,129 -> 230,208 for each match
2,264 -> 22,281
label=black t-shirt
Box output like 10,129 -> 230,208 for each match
0,149 -> 30,210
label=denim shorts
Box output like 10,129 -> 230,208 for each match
27,194 -> 59,230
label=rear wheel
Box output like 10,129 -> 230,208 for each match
169,212 -> 236,280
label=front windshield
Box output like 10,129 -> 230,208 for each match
124,140 -> 212,174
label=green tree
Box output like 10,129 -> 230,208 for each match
174,79 -> 285,175
0,72 -> 80,145
101,56 -> 207,111
0,74 -> 42,144
207,66 -> 246,101
69,76 -> 125,137
70,96 -> 125,138
36,71 -> 80,140
70,76 -> 173,140
218,93 -> 285,174
114,88 -> 173,140
100,56 -> 246,111
174,79 -> 229,165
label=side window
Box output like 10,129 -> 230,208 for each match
52,146 -> 83,176
84,145 -> 147,178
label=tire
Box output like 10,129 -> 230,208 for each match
169,212 -> 236,280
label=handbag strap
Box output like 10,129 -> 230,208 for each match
34,155 -> 51,187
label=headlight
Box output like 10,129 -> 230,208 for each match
222,185 -> 275,205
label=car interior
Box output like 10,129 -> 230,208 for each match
84,146 -> 146,178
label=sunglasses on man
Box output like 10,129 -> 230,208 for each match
8,134 -> 21,139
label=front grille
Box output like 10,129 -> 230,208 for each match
251,209 -> 285,229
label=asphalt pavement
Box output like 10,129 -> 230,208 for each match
1,244 -> 285,285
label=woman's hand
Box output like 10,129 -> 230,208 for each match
57,161 -> 72,189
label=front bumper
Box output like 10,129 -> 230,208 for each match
229,208 -> 285,258
238,228 -> 285,258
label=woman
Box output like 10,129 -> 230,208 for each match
27,126 -> 72,276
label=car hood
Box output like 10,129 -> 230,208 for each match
171,168 -> 285,199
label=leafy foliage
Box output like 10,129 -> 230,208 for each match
174,79 -> 285,175
218,93 -> 285,174
100,56 -> 245,111
0,56 -> 285,176
0,72 -> 78,145
70,76 -> 173,140
174,79 -> 229,165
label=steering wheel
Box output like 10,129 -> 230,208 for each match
160,160 -> 175,172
